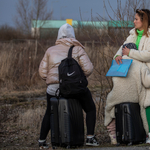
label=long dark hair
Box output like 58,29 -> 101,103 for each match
135,9 -> 150,37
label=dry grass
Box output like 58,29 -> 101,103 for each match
0,41 -> 46,91
0,100 -> 48,149
18,107 -> 45,132
0,40 -> 118,92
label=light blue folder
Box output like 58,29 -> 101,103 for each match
106,59 -> 133,77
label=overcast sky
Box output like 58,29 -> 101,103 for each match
0,0 -> 126,27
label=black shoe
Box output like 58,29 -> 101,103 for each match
86,135 -> 99,146
39,140 -> 49,149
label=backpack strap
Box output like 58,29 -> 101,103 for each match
68,45 -> 74,59
55,88 -> 60,99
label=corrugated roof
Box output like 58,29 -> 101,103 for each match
108,21 -> 134,27
76,21 -> 108,29
31,20 -> 108,29
32,20 -> 66,28
32,20 -> 134,29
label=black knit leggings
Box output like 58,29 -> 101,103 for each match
39,88 -> 96,140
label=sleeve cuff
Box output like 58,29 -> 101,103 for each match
114,55 -> 121,59
128,50 -> 131,56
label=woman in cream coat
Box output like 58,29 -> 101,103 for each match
106,9 -> 150,144
105,56 -> 150,144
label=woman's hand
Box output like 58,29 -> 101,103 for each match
115,56 -> 122,65
122,46 -> 130,56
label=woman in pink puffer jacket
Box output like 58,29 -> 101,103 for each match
38,23 -> 99,149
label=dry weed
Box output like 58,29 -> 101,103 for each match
18,107 -> 45,132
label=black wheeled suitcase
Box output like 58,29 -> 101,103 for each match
50,97 -> 84,149
115,102 -> 146,145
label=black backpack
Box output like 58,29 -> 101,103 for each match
58,46 -> 88,97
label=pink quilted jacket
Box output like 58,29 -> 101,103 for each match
39,38 -> 93,85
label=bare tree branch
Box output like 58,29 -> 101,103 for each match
14,0 -> 53,37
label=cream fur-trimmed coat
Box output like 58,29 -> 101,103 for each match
114,28 -> 150,108
105,56 -> 150,134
